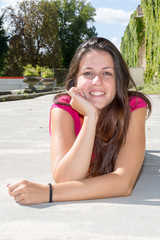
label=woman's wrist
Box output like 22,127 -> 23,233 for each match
84,110 -> 99,124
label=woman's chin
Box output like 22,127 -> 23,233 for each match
92,103 -> 103,111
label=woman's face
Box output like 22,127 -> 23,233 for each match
76,50 -> 116,110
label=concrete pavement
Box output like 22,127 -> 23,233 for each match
0,94 -> 160,240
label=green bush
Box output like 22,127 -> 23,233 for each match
23,64 -> 39,76
23,64 -> 54,78
41,67 -> 54,78
137,81 -> 160,94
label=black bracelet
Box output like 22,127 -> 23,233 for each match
48,183 -> 53,203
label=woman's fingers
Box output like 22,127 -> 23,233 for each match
68,87 -> 85,98
8,180 -> 28,201
78,88 -> 85,98
68,87 -> 79,99
7,180 -> 50,205
68,87 -> 87,105
14,193 -> 25,202
7,181 -> 27,204
8,182 -> 22,196
68,87 -> 98,118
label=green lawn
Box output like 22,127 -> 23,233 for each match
137,81 -> 160,95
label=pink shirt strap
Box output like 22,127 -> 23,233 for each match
129,96 -> 147,112
49,95 -> 81,136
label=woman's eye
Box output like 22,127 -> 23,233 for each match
83,72 -> 94,79
103,72 -> 112,76
83,72 -> 93,76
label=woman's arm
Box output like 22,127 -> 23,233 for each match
8,107 -> 147,205
51,109 -> 97,182
51,88 -> 98,182
52,107 -> 147,201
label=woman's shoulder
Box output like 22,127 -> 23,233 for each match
56,94 -> 71,104
129,96 -> 147,112
53,93 -> 71,104
50,94 -> 79,118
50,94 -> 81,136
51,94 -> 71,110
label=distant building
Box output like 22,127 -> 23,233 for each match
136,5 -> 144,18
136,5 -> 146,69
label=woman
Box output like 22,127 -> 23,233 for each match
8,37 -> 151,205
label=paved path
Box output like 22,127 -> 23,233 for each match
0,94 -> 160,240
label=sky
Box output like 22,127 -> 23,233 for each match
0,0 -> 141,50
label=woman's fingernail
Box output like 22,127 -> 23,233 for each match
6,184 -> 10,187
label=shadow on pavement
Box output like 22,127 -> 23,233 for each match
25,150 -> 160,210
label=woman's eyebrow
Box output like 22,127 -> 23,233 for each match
102,67 -> 114,70
82,67 -> 114,70
81,67 -> 92,70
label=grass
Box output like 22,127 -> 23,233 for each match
137,81 -> 160,95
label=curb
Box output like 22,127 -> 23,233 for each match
0,89 -> 65,102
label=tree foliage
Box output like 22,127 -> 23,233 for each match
121,0 -> 160,83
121,11 -> 145,68
3,0 -> 62,76
54,0 -> 97,68
0,14 -> 9,75
3,0 -> 97,76
141,0 -> 160,82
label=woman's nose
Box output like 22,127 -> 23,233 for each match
92,75 -> 102,85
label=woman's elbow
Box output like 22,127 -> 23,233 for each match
52,171 -> 65,183
53,175 -> 69,183
112,170 -> 136,197
52,167 -> 69,183
121,185 -> 133,197
119,180 -> 134,197
113,174 -> 134,197
52,171 -> 86,183
52,170 -> 61,183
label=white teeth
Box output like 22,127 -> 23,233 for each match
90,92 -> 105,96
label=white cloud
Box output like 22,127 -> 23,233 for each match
95,7 -> 133,25
0,0 -> 40,12
0,0 -> 23,15
0,0 -> 21,8
111,37 -> 121,50
0,0 -> 40,30
0,0 -> 21,32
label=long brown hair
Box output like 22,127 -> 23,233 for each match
56,37 -> 152,177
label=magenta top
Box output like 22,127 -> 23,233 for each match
49,95 -> 147,136
49,95 -> 81,136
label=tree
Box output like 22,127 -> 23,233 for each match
3,0 -> 97,75
54,0 -> 97,67
0,14 -> 9,75
3,0 -> 62,76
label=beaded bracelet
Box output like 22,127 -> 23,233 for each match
48,183 -> 53,202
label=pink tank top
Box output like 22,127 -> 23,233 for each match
129,96 -> 147,112
49,95 -> 147,135
49,95 -> 81,136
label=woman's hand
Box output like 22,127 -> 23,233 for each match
68,87 -> 99,120
7,180 -> 50,205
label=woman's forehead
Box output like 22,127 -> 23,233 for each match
79,50 -> 114,70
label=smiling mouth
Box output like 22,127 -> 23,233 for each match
90,92 -> 105,96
